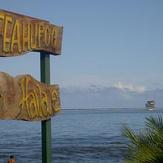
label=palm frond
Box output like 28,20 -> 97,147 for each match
146,116 -> 163,132
122,126 -> 139,145
122,116 -> 163,163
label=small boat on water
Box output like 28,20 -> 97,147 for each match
145,100 -> 155,110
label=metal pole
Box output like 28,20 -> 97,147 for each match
40,52 -> 52,163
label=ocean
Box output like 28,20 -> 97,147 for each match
0,108 -> 162,163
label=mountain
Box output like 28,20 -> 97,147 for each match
60,85 -> 163,109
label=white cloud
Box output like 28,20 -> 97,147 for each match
114,82 -> 145,93
58,75 -> 146,93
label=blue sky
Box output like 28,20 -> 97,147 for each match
0,0 -> 163,91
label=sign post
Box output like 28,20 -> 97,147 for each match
40,52 -> 51,163
0,9 -> 63,163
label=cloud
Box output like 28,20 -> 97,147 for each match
61,84 -> 163,108
58,75 -> 146,94
114,82 -> 145,93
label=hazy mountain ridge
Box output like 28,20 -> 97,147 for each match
60,85 -> 163,109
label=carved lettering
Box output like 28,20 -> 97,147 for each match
45,25 -> 51,47
3,15 -> 12,52
30,23 -> 38,49
0,9 -> 63,56
22,22 -> 31,51
18,75 -> 60,120
38,22 -> 45,48
11,19 -> 21,52
0,72 -> 60,121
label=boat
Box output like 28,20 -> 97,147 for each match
145,100 -> 155,110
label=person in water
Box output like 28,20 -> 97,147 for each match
8,155 -> 15,163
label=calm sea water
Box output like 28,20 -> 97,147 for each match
0,108 -> 162,163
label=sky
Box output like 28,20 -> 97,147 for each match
0,0 -> 163,91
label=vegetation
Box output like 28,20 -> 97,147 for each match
122,116 -> 163,163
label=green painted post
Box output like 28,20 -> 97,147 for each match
40,52 -> 52,163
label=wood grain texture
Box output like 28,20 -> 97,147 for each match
0,72 -> 61,121
0,9 -> 63,56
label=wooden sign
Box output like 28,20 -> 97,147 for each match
0,72 -> 61,121
0,9 -> 63,56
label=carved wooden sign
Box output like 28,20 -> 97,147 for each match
0,72 -> 60,121
0,9 -> 63,56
